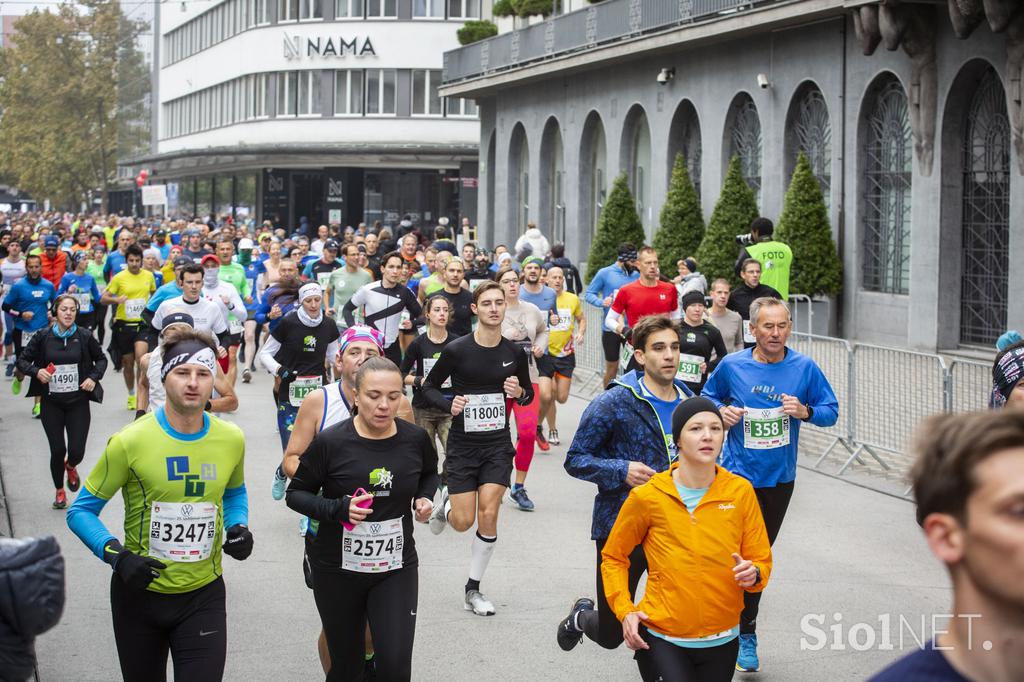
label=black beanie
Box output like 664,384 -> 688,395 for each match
671,397 -> 723,445
680,290 -> 706,311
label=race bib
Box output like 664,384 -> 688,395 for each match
742,320 -> 756,344
49,363 -> 79,394
228,317 -> 244,334
463,393 -> 506,433
124,298 -> 146,319
422,357 -> 451,389
21,330 -> 37,346
619,342 -> 634,372
469,279 -> 487,292
743,406 -> 791,450
316,272 -> 332,290
676,354 -> 703,384
342,517 -> 403,573
148,501 -> 217,563
550,307 -> 572,332
73,293 -> 92,311
288,375 -> 323,407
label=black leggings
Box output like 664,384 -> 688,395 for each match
383,342 -> 402,366
110,574 -> 227,682
635,629 -> 739,682
579,538 -> 648,650
312,564 -> 418,682
741,481 -> 795,634
40,397 -> 91,489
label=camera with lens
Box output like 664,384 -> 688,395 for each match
735,233 -> 755,246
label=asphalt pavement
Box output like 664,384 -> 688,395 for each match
0,365 -> 952,681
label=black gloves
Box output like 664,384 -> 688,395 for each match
103,540 -> 166,590
135,409 -> 147,421
276,367 -> 298,381
223,524 -> 253,560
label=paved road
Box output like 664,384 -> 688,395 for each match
1,368 -> 952,681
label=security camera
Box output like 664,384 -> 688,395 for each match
757,73 -> 770,89
657,68 -> 675,86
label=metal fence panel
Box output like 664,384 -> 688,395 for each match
948,359 -> 991,413
788,333 -> 852,442
851,344 -> 947,465
519,22 -> 548,62
640,0 -> 680,32
595,0 -> 632,43
553,10 -> 588,53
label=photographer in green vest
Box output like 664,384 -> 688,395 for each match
733,217 -> 792,301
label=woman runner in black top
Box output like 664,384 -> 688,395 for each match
18,294 -> 107,509
401,295 -> 455,461
420,281 -> 533,617
677,291 -> 728,394
286,357 -> 438,682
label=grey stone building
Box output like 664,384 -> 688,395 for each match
441,0 -> 1021,351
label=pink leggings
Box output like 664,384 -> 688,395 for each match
512,383 -> 540,473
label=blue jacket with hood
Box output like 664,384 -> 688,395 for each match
564,370 -> 694,541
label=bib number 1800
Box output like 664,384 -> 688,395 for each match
463,393 -> 505,433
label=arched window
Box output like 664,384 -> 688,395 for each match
485,131 -> 496,238
668,99 -> 701,202
726,94 -> 762,206
508,124 -> 529,233
862,76 -> 912,294
959,68 -> 1011,346
621,106 -> 651,234
787,83 -> 831,209
540,119 -> 565,245
579,113 -> 607,239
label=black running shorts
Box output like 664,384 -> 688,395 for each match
537,354 -> 576,379
601,330 -> 625,363
444,439 -> 515,494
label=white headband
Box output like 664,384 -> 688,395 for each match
298,282 -> 322,302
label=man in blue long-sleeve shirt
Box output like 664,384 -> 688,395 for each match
701,296 -> 839,673
583,243 -> 639,387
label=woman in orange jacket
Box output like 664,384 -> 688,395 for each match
601,397 -> 772,681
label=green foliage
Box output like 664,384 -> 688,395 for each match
491,0 -> 516,16
775,153 -> 843,297
512,0 -> 554,16
653,153 -> 704,274
457,20 -> 498,45
0,2 -> 149,211
696,156 -> 758,284
585,173 -> 646,282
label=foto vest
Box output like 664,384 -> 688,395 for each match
746,240 -> 792,300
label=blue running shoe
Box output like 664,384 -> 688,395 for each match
5,361 -> 14,378
271,466 -> 287,501
736,633 -> 759,672
508,486 -> 535,511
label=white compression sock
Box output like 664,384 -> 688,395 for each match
468,532 -> 496,582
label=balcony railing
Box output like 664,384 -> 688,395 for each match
443,0 -> 779,84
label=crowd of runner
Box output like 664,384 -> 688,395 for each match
0,210 -> 1015,682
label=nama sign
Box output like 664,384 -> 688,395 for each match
283,32 -> 377,60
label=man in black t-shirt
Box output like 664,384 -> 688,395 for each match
727,258 -> 781,348
421,281 -> 533,617
437,258 -> 474,337
869,410 -> 1024,682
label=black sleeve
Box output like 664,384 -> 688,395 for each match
341,297 -> 357,327
216,330 -> 231,348
16,330 -> 44,376
768,286 -> 782,300
571,266 -> 583,295
416,431 -> 440,501
141,306 -> 155,331
404,288 -> 423,320
86,331 -> 108,381
400,337 -> 420,378
515,348 -> 534,406
421,345 -> 455,412
706,325 -> 727,374
1,298 -> 13,314
285,437 -> 346,522
734,247 -> 752,278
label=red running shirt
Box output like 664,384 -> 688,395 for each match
610,280 -> 678,327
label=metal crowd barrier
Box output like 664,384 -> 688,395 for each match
567,306 -> 997,495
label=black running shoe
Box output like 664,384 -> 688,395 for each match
557,597 -> 595,652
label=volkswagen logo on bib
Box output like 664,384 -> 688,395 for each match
181,504 -> 194,518
370,523 -> 382,534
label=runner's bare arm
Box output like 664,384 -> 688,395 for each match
282,390 -> 325,478
137,353 -> 150,412
210,365 -> 238,413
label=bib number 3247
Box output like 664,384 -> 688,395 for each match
743,406 -> 791,450
149,501 -> 217,563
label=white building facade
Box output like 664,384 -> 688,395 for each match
138,0 -> 482,230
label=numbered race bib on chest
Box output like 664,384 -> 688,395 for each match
342,517 -> 403,573
124,298 -> 146,319
228,316 -> 244,334
743,406 -> 791,450
72,293 -> 92,311
463,393 -> 506,433
619,342 -> 634,372
742,320 -> 756,344
551,308 -> 572,332
21,330 -> 37,347
49,364 -> 79,394
149,501 -> 217,562
676,354 -> 703,384
289,375 -> 323,407
422,358 -> 451,389
317,272 -> 332,290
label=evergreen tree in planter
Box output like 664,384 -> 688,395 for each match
653,152 -> 704,274
457,20 -> 498,45
696,155 -> 758,284
775,152 -> 843,297
585,172 -> 646,282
